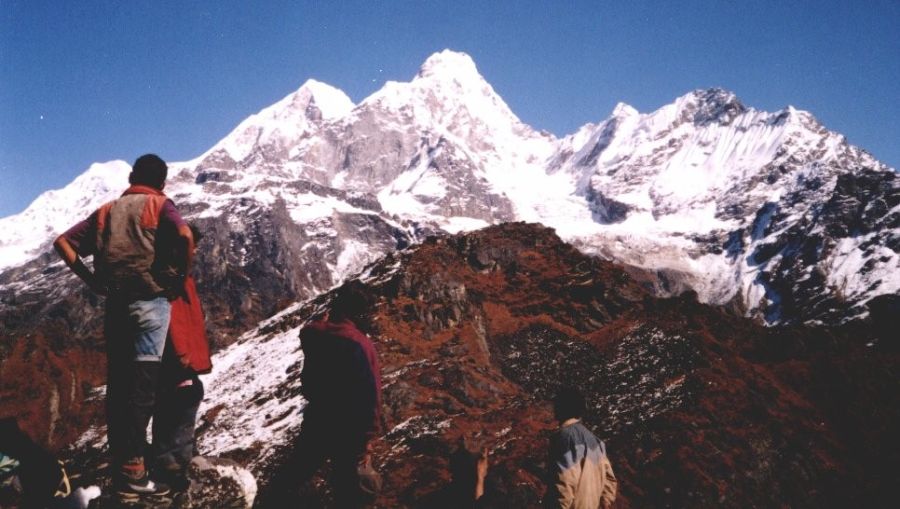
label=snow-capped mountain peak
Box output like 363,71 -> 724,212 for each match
611,101 -> 639,119
414,49 -> 482,83
0,160 -> 130,269
1,51 -> 896,327
679,88 -> 747,125
286,79 -> 355,121
204,79 -> 353,165
361,49 -> 532,140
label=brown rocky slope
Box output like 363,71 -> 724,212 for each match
3,222 -> 897,508
255,223 -> 898,508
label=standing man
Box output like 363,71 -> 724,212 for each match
259,282 -> 383,508
545,387 -> 618,509
54,154 -> 193,501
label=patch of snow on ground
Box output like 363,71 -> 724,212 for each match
286,193 -> 373,224
442,216 -> 491,234
197,326 -> 306,466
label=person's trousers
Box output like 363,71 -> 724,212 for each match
258,406 -> 369,508
151,373 -> 204,472
104,296 -> 171,468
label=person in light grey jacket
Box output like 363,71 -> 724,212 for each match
545,387 -> 618,509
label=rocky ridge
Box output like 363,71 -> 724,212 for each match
57,223 -> 897,508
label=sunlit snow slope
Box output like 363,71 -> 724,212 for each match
1,50 -> 896,324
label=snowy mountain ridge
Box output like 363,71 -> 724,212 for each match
1,49 -> 896,325
0,160 -> 131,269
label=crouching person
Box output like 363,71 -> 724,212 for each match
0,417 -> 101,509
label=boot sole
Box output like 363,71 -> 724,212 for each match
113,493 -> 174,508
116,490 -> 173,500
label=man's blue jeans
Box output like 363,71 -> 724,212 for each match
105,296 -> 171,466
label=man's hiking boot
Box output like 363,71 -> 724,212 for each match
115,471 -> 171,500
116,459 -> 171,501
151,462 -> 191,493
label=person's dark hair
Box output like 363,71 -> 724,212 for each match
553,386 -> 585,422
329,281 -> 371,323
129,153 -> 168,189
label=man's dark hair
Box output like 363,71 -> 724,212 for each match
329,281 -> 371,323
129,153 -> 168,189
553,386 -> 585,422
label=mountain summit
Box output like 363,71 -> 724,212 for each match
415,49 -> 482,81
0,49 -> 896,331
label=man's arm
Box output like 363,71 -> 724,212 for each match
544,434 -> 577,509
158,199 -> 193,278
475,448 -> 488,501
600,453 -> 618,509
53,235 -> 106,295
176,224 -> 194,276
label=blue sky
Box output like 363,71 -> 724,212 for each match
1,0 -> 898,217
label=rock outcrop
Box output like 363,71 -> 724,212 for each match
179,223 -> 897,508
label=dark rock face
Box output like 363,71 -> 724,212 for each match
245,223 -> 897,508
0,259 -> 106,448
747,168 -> 900,323
586,187 -> 632,224
690,88 -> 747,126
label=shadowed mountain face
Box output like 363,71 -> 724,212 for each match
126,222 -> 891,509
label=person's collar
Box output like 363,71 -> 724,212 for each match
560,418 -> 580,428
122,185 -> 166,197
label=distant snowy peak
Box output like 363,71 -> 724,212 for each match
611,102 -> 639,119
361,50 -> 548,149
0,160 -> 130,270
207,79 -> 353,165
415,49 -> 482,81
673,88 -> 747,126
293,79 -> 355,120
558,86 -> 887,210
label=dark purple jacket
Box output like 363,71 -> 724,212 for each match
299,318 -> 383,440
